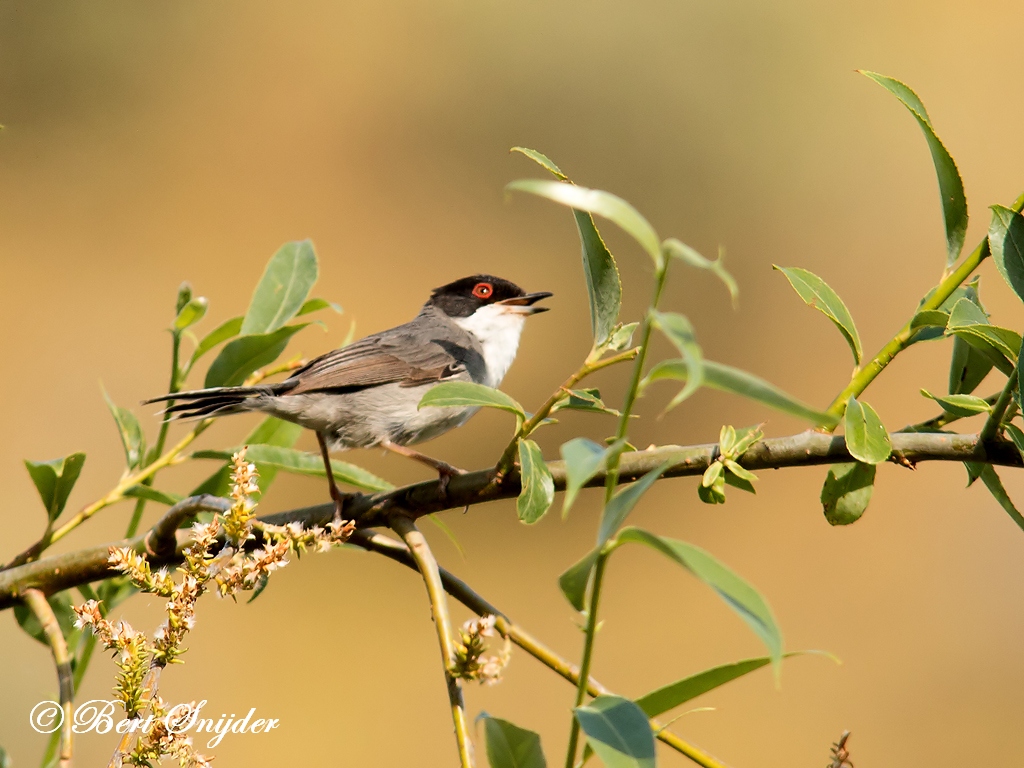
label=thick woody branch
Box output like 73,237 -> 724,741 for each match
1,431 -> 1020,610
353,530 -> 732,768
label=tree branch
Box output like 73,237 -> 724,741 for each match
389,516 -> 474,768
23,588 -> 74,767
1,431 -> 1020,610
352,530 -> 733,768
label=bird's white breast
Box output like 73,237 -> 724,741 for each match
454,304 -> 526,388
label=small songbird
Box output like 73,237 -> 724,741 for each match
147,275 -> 551,517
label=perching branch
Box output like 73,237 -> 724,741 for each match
1,430 -> 1020,610
353,530 -> 732,768
22,588 -> 73,768
389,516 -> 474,768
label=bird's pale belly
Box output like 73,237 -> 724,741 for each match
251,383 -> 479,450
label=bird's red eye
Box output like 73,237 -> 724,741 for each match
472,282 -> 493,299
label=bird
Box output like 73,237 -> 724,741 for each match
146,275 -> 551,518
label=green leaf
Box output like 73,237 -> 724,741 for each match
977,465 -> 1024,532
186,316 -> 244,372
843,397 -> 891,464
297,297 -> 343,317
507,179 -> 662,266
559,548 -> 601,611
605,322 -> 639,352
0,744 -> 10,768
598,463 -> 670,546
24,453 -> 87,523
575,696 -> 655,768
247,572 -> 270,604
664,239 -> 738,306
517,439 -> 554,524
14,591 -> 80,648
123,485 -> 183,506
988,205 -> 1024,303
1005,423 -> 1024,462
204,324 -> 308,388
860,71 -> 967,268
560,438 -> 623,515
646,359 -> 838,427
774,266 -> 862,364
189,416 -> 304,497
241,239 -> 319,335
513,150 -> 625,348
481,714 -> 547,768
102,388 -> 145,470
194,444 -> 393,492
616,527 -> 783,667
821,462 -> 876,525
550,388 -> 622,418
635,652 -> 833,717
173,296 -> 209,331
910,309 -> 951,330
949,337 -> 994,395
651,310 -> 704,405
920,389 -> 991,418
944,300 -> 1018,373
511,146 -> 567,179
419,381 -> 525,422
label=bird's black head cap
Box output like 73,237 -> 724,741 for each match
427,275 -> 526,318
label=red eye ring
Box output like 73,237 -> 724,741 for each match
472,282 -> 493,299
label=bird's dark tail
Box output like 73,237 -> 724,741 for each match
143,384 -> 285,420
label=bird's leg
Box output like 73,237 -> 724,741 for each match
380,439 -> 467,497
317,432 -> 351,522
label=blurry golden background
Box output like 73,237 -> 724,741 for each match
3,1 -> 1024,766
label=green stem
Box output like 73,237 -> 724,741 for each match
980,363 -> 1019,443
823,191 -> 1024,427
564,550 -> 610,768
126,330 -> 182,538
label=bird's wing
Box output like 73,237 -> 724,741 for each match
281,325 -> 469,395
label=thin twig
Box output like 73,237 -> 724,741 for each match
353,531 -> 733,768
980,362 -> 1019,443
23,588 -> 74,767
389,516 -> 474,768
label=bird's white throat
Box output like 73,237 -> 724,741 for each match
454,304 -> 527,387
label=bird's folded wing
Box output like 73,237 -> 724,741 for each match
282,336 -> 464,395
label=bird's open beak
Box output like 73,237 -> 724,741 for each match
498,291 -> 553,315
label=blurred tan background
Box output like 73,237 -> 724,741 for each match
3,1 -> 1024,766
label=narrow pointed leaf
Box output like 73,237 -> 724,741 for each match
821,462 -> 876,525
517,439 -> 554,524
861,71 -> 967,267
241,239 -> 319,335
598,463 -> 670,545
635,651 -> 833,717
205,324 -> 309,387
575,696 -> 655,768
646,359 -> 838,427
651,310 -> 704,403
481,715 -> 547,768
843,397 -> 891,464
507,180 -> 661,265
102,389 -> 145,469
510,146 -> 567,180
774,266 -> 862,364
616,527 -> 783,667
989,205 -> 1024,303
663,238 -> 738,305
1005,423 -> 1024,462
977,465 -> 1024,532
949,337 -> 993,395
193,444 -> 392,492
297,297 -> 343,317
920,390 -> 991,417
420,381 -> 525,420
559,548 -> 601,611
123,485 -> 183,506
173,297 -> 208,331
551,388 -> 622,417
186,316 -> 243,372
24,453 -> 87,523
247,571 -> 271,603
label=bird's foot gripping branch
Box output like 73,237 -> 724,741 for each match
6,70 -> 1024,768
